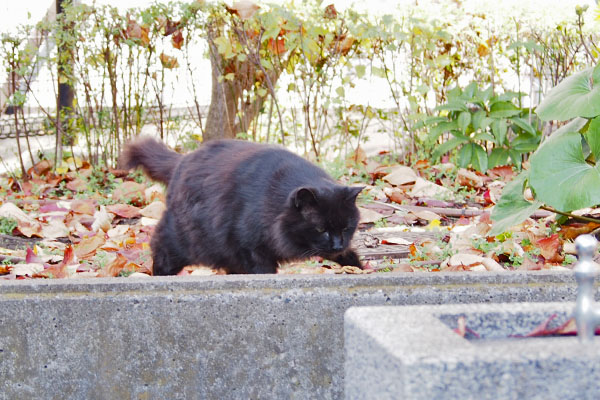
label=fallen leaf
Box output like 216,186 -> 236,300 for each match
107,203 -> 141,219
113,181 -> 147,206
107,225 -> 129,238
358,207 -> 384,224
383,166 -> 418,186
140,201 -> 166,219
409,178 -> 453,199
92,205 -> 113,233
74,235 -> 106,259
536,233 -> 564,263
457,168 -> 485,189
380,237 -> 413,246
71,199 -> 97,215
411,210 -> 442,222
11,263 -> 45,276
0,202 -> 42,237
41,219 -> 69,239
384,187 -> 407,204
487,165 -> 515,181
560,222 -> 600,240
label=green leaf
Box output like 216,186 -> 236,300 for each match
510,117 -> 537,136
463,82 -> 478,100
488,148 -> 510,168
536,67 -> 600,121
457,111 -> 471,133
427,120 -> 457,142
490,171 -> 543,236
489,101 -> 521,118
473,132 -> 495,142
355,65 -> 366,78
432,137 -> 468,160
471,145 -> 488,172
471,110 -> 486,130
336,87 -> 345,97
458,143 -> 473,168
508,149 -> 522,169
529,118 -> 599,211
491,119 -> 507,145
435,101 -> 468,112
584,116 -> 600,161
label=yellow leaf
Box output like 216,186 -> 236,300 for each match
427,219 -> 442,230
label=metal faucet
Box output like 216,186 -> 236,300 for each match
574,234 -> 600,342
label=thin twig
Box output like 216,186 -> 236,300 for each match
540,205 -> 600,224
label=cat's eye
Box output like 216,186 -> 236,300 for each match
316,227 -> 325,233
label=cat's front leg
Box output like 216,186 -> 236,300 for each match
330,249 -> 363,269
242,248 -> 278,274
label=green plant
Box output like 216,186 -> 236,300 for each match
423,82 -> 541,171
491,63 -> 600,234
0,217 -> 18,235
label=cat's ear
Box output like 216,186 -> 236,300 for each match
291,187 -> 318,209
345,186 -> 364,203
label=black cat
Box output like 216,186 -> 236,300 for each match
121,137 -> 364,275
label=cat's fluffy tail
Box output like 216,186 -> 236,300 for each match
120,137 -> 182,184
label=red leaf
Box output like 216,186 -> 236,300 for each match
25,247 -> 43,264
106,204 -> 141,219
536,234 -> 564,263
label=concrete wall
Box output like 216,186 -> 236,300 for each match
0,272 -> 577,400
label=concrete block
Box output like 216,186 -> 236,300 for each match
0,272 -> 581,399
345,302 -> 600,400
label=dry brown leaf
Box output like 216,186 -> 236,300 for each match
92,205 -> 113,233
457,168 -> 485,189
411,210 -> 441,222
71,199 -> 97,215
0,202 -> 42,238
107,203 -> 141,219
384,187 -> 407,204
41,219 -> 69,239
113,181 -> 147,206
409,178 -> 453,199
358,207 -> 384,224
383,166 -> 418,186
11,263 -> 44,276
140,201 -> 166,220
74,235 -> 106,259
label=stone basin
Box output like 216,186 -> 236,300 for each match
345,302 -> 600,400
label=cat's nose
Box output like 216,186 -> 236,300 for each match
331,236 -> 344,251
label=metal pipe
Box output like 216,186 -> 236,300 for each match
574,234 -> 600,342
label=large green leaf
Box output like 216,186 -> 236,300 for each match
536,66 -> 600,121
584,116 -> 600,161
529,118 -> 600,211
490,172 -> 542,236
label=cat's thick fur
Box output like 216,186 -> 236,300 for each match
121,137 -> 364,275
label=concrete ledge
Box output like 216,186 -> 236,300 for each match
0,272 -> 579,399
345,302 -> 597,400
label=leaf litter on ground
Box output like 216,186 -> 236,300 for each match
0,149 -> 593,280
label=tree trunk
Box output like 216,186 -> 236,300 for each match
204,45 -> 237,141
